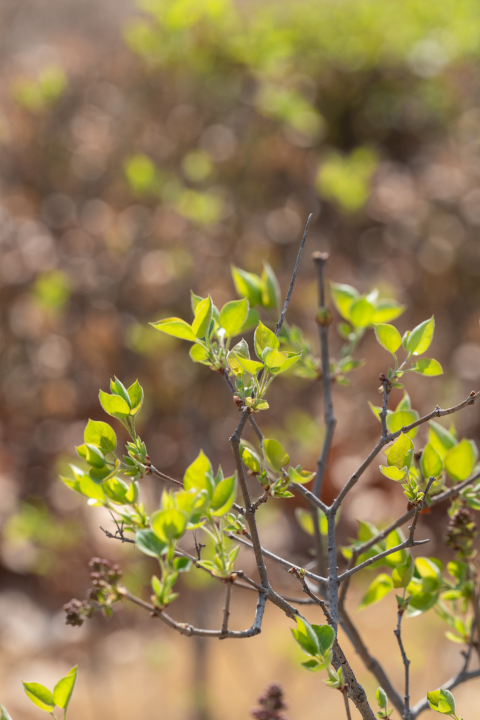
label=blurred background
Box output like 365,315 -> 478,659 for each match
1,0 -> 480,716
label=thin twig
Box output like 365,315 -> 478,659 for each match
338,538 -> 429,583
394,608 -> 411,720
312,251 -> 337,501
343,691 -> 353,720
380,380 -> 389,439
275,213 -> 312,337
409,668 -> 480,718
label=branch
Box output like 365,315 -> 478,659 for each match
394,608 -> 411,720
290,569 -> 376,720
332,390 -> 480,513
118,585 -> 267,639
410,668 -> 480,718
220,580 -> 233,636
275,213 -> 312,338
338,537 -> 429,583
225,531 -> 327,586
312,251 -> 337,500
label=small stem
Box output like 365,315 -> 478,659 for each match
275,213 -> 312,337
220,581 -> 233,636
343,690 -> 353,720
394,609 -> 411,720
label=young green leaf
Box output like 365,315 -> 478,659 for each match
241,447 -> 261,473
421,443 -> 443,479
386,433 -> 414,470
392,555 -> 414,588
349,298 -> 375,327
444,439 -> 478,482
386,410 -> 419,440
150,317 -> 197,342
151,508 -> 188,542
127,380 -> 144,414
373,323 -> 402,354
406,317 -> 435,356
359,574 -> 393,610
254,321 -> 279,358
262,348 -> 301,374
372,300 -> 405,323
412,358 -> 443,376
311,624 -> 335,656
135,529 -> 168,558
428,421 -> 456,459
22,683 -> 55,712
219,298 -> 249,337
210,474 -> 237,516
189,343 -> 210,365
190,290 -> 203,313
291,616 -> 320,656
84,420 -> 117,454
53,666 -> 77,710
288,466 -> 315,484
376,687 -> 388,709
263,438 -> 290,471
184,451 -> 214,497
379,465 -> 409,481
99,390 -> 131,419
231,266 -> 264,306
330,282 -> 359,321
228,352 -> 264,376
261,262 -> 281,309
427,688 -> 456,715
192,296 -> 213,339
0,705 -> 12,720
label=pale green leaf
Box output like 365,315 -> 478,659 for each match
192,296 -> 213,338
349,298 -> 375,327
219,298 -> 249,337
428,421 -> 456,459
84,419 -> 117,454
330,282 -> 359,321
372,300 -> 406,323
421,443 -> 443,479
444,439 -> 478,482
53,666 -> 77,710
412,358 -> 443,376
22,683 -> 55,712
135,529 -> 168,558
261,262 -> 281,309
359,574 -> 393,610
150,317 -> 197,342
386,433 -> 414,470
379,465 -> 409,481
373,323 -> 402,354
151,508 -> 187,542
263,438 -> 289,471
254,321 -> 279,358
231,266 -> 264,306
184,451 -> 214,496
406,317 -> 435,356
210,474 -> 237,516
99,390 -> 131,418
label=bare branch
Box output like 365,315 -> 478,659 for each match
312,251 -> 337,500
394,608 -> 411,719
119,585 -> 267,639
275,213 -> 312,338
226,531 -> 327,586
410,668 -> 480,718
220,580 -> 233,636
338,537 -> 429,584
380,380 -> 389,439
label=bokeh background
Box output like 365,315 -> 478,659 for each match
1,0 -> 480,717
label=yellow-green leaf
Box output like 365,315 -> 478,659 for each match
373,323 -> 402,354
412,358 -> 443,376
151,317 -> 197,342
406,317 -> 434,356
444,439 -> 478,482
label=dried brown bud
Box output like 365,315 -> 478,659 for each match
233,395 -> 243,407
469,390 -> 476,397
315,307 -> 333,326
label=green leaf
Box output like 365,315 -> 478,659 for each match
127,380 -> 144,414
111,377 -> 131,405
392,555 -> 414,588
190,290 -> 203,313
152,508 -> 187,542
444,439 -> 478,482
384,528 -> 407,566
241,308 -> 260,333
263,348 -> 301,374
261,262 -> 280,309
428,421 -> 457,459
406,317 -> 435,356
359,574 -> 393,610
135,529 -> 167,558
288,466 -> 315,484
311,624 -> 335,656
231,266 -> 264,306
386,433 -> 414,470
173,556 -> 192,572
330,282 -> 359,321
184,451 -> 214,497
412,358 -> 443,376
53,666 -> 77,710
428,689 -> 456,715
396,392 -> 411,411
376,687 -> 388,709
76,443 -> 106,468
103,477 -> 132,504
241,447 -> 261,473
291,616 -> 320,656
99,390 -> 131,419
386,410 -> 419,440
22,683 -> 55,712
79,472 -> 106,500
421,443 -> 443,479
84,420 -> 117,454
150,317 -> 197,342
349,298 -> 375,327
228,348 -> 264,376
219,298 -> 249,337
415,557 -> 442,592
254,321 -> 280,358
192,296 -> 213,339
210,474 -> 237,516
301,659 -> 323,671
295,507 -> 315,535
373,324 -> 402,354
263,438 -> 290,471
189,343 -> 210,365
0,705 -> 12,720
373,301 -> 406,323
